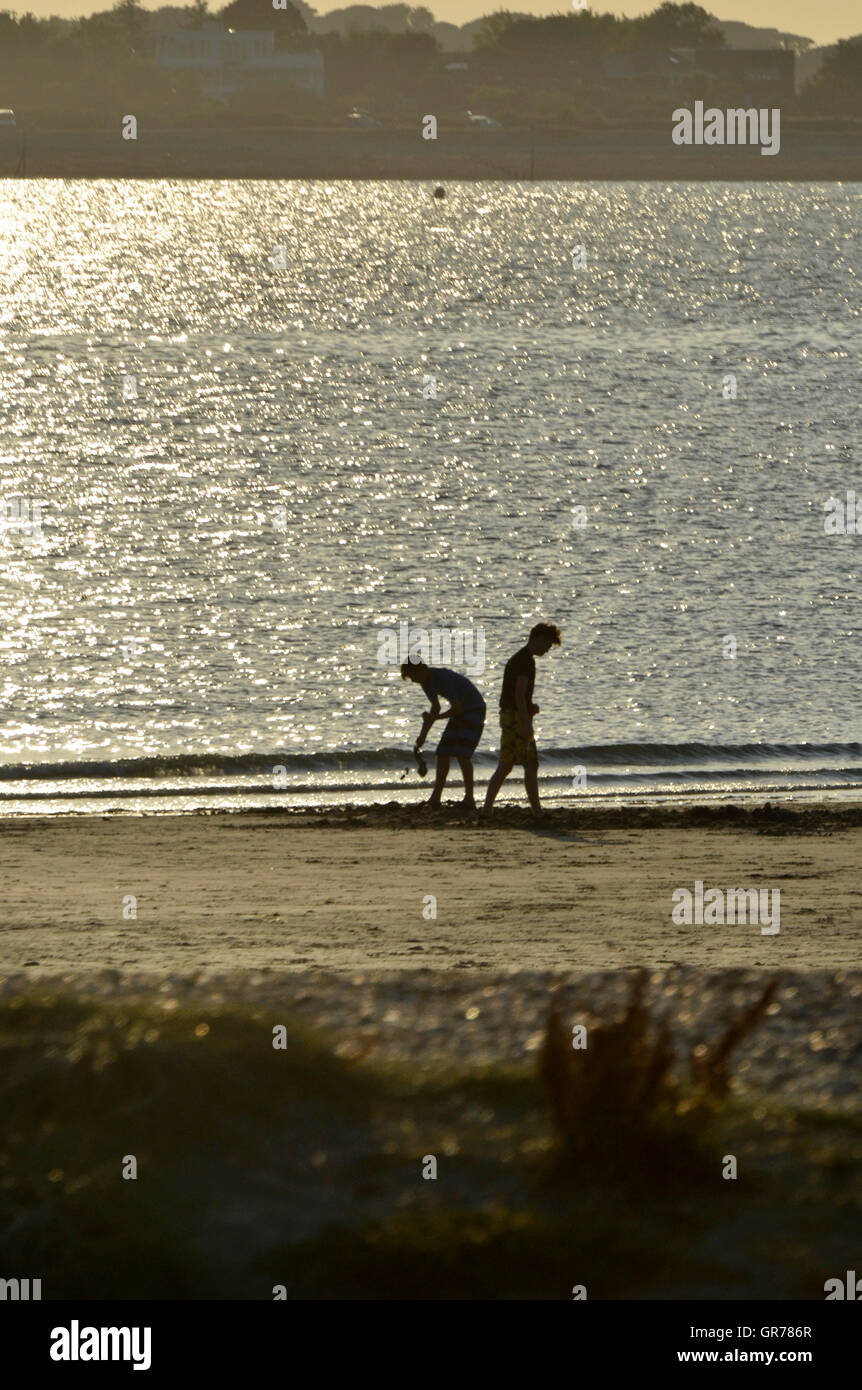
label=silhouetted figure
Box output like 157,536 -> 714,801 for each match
483,622 -> 561,818
402,661 -> 486,810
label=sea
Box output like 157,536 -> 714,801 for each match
0,179 -> 860,813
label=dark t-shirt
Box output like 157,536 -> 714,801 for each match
499,647 -> 535,710
421,667 -> 485,712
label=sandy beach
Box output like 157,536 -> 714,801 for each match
2,802 -> 861,975
4,804 -> 861,1300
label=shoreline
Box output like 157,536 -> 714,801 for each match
3,126 -> 862,180
2,796 -> 859,828
3,783 -> 862,818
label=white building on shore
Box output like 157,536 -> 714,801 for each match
156,25 -> 324,102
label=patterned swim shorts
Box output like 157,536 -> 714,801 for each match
499,707 -> 538,767
436,704 -> 486,759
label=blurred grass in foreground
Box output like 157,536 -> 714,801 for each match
0,983 -> 860,1299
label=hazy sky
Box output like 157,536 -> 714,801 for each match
425,2 -> 861,46
17,1 -> 861,48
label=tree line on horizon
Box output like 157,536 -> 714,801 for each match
0,1 -> 859,127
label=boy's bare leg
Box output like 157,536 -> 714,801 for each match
427,755 -> 450,808
482,758 -> 513,814
457,756 -> 475,810
524,758 -> 542,817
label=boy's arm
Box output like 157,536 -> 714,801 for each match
415,697 -> 440,750
415,698 -> 466,748
515,674 -> 532,735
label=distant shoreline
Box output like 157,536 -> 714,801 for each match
3,125 -> 861,180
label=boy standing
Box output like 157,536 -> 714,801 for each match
482,623 -> 561,818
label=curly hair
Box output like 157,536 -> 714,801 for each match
529,622 -> 562,646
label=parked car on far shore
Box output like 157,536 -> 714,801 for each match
346,108 -> 381,128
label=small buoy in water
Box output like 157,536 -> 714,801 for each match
433,185 -> 446,199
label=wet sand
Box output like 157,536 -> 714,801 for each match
1,802 -> 860,975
